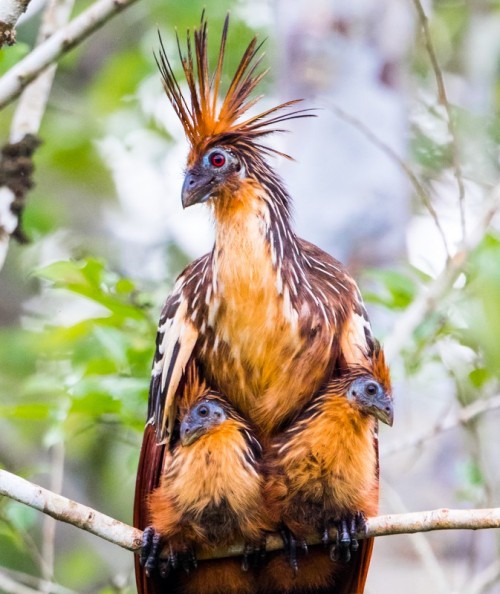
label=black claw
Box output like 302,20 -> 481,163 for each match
180,548 -> 196,574
329,513 -> 366,563
168,544 -> 178,570
289,534 -> 298,575
140,527 -> 163,576
189,549 -> 198,570
322,525 -> 330,547
241,537 -> 268,571
242,544 -> 252,572
280,526 -> 308,573
158,558 -> 171,579
259,536 -> 267,561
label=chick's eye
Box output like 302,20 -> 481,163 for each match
210,152 -> 226,168
198,405 -> 209,417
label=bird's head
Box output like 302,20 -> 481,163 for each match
346,376 -> 394,427
156,13 -> 314,210
181,144 -> 246,208
179,397 -> 228,446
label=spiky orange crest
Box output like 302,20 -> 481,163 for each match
156,13 -> 312,159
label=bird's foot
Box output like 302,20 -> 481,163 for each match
241,536 -> 267,571
140,526 -> 163,577
140,527 -> 197,578
280,527 -> 308,574
329,512 -> 366,563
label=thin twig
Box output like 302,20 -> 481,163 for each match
0,572 -> 39,594
381,480 -> 450,592
10,0 -> 76,144
0,0 -> 141,110
0,568 -> 76,594
40,441 -> 65,593
384,183 -> 500,363
0,0 -> 74,272
328,101 -> 450,257
412,0 -> 466,240
1,469 -> 500,563
462,559 -> 500,594
0,0 -> 33,48
382,394 -> 500,457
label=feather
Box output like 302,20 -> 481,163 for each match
156,13 -> 315,158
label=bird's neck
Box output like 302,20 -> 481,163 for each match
211,178 -> 295,292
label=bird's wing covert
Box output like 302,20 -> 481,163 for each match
148,279 -> 199,444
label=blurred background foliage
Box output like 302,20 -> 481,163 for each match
1,0 -> 500,593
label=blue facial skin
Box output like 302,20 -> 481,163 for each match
347,377 -> 394,427
180,399 -> 228,446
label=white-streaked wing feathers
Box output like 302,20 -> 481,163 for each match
339,291 -> 374,366
149,281 -> 199,445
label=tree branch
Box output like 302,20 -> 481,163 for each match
328,101 -> 450,258
0,0 -> 32,48
412,0 -> 466,240
384,182 -> 500,363
0,0 -> 141,111
382,394 -> 500,457
1,469 -> 500,564
0,0 -> 74,272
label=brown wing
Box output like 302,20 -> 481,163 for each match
134,255 -> 210,594
147,254 -> 214,443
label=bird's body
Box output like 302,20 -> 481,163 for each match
141,379 -> 271,594
265,347 -> 392,542
262,348 -> 392,593
135,13 -> 388,594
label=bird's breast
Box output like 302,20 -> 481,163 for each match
198,205 -> 332,431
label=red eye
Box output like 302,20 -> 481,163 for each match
210,152 -> 226,168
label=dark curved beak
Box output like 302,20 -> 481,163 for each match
181,171 -> 214,208
371,396 -> 394,427
179,418 -> 205,446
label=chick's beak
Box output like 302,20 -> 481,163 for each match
372,397 -> 394,427
179,418 -> 205,446
181,171 -> 215,208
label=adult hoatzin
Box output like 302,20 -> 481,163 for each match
135,13 -> 384,594
141,373 -> 271,594
262,346 -> 392,593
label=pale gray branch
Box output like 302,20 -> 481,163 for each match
1,469 -> 500,565
412,0 -> 466,239
384,183 -> 500,363
0,0 -> 141,111
0,0 -> 33,48
328,101 -> 450,258
0,571 -> 39,594
0,0 -> 74,273
382,394 -> 500,457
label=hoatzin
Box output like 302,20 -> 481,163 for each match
141,374 -> 271,594
262,346 -> 392,593
135,13 -> 386,594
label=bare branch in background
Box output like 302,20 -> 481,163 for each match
462,559 -> 500,594
412,0 -> 466,240
40,441 -> 65,593
1,469 -> 500,565
0,0 -> 74,271
0,0 -> 33,48
382,394 -> 500,457
0,0 -> 141,111
0,0 -> 139,272
328,101 -> 450,258
384,183 -> 500,363
0,569 -> 76,594
0,571 -> 39,594
381,481 -> 450,592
